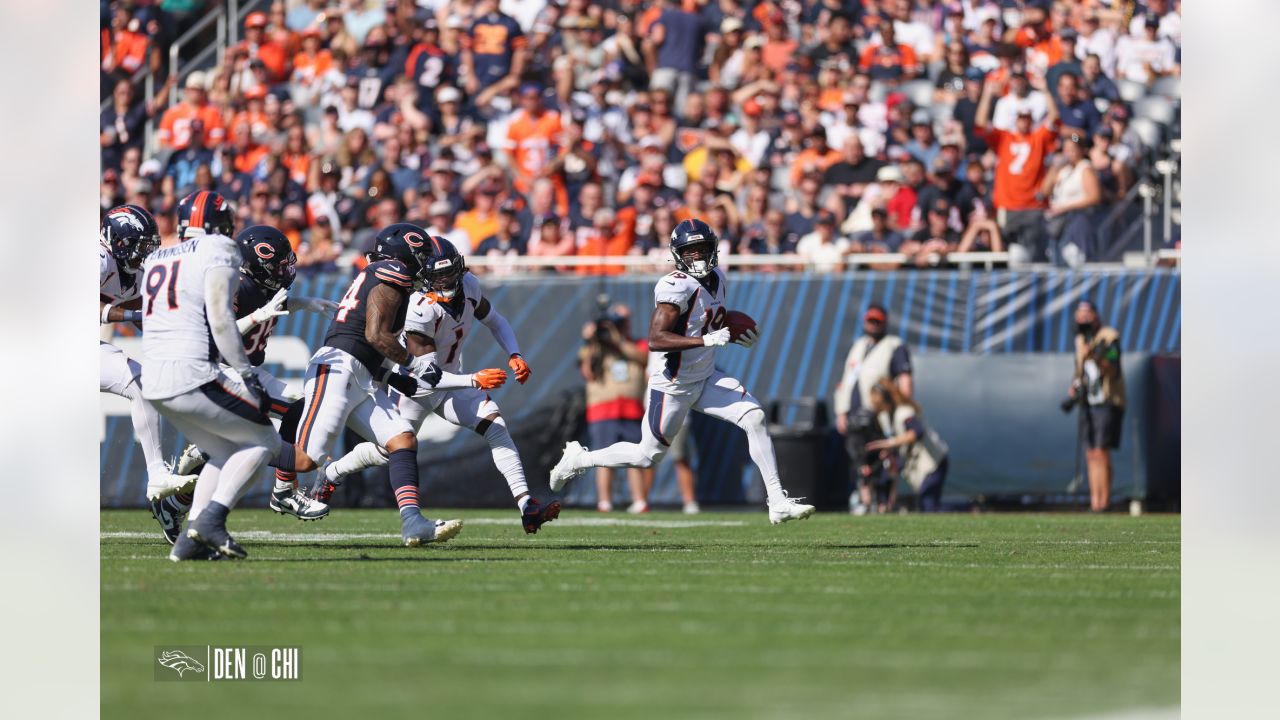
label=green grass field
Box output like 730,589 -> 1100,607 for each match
101,509 -> 1179,719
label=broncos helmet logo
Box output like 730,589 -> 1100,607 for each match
253,242 -> 276,260
157,650 -> 206,677
109,208 -> 146,232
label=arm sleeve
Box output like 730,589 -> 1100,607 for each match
235,313 -> 259,335
407,351 -> 475,392
205,265 -> 254,376
286,296 -> 332,314
479,305 -> 521,356
890,345 -> 912,377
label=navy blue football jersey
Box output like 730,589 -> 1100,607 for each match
232,271 -> 278,367
324,259 -> 416,372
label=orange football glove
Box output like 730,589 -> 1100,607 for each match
472,368 -> 508,390
508,354 -> 531,384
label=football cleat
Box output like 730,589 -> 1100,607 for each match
187,515 -> 247,559
149,495 -> 191,545
768,494 -> 816,525
169,530 -> 221,562
173,444 -> 209,476
402,514 -> 463,547
312,478 -> 340,503
521,498 -> 561,534
269,488 -> 330,521
146,472 -> 198,503
549,441 -> 589,492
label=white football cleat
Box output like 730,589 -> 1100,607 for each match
146,472 -> 198,503
768,495 -> 816,525
549,441 -> 588,492
173,444 -> 208,476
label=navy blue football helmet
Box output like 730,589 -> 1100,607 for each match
669,218 -> 719,278
370,223 -> 433,289
421,235 -> 466,301
101,204 -> 161,272
236,225 -> 297,292
177,190 -> 236,239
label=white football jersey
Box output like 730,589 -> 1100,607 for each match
140,234 -> 242,400
99,245 -> 140,305
649,267 -> 727,392
403,272 -> 485,373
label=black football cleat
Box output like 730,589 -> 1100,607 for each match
522,498 -> 562,534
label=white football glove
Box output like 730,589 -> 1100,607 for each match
251,288 -> 290,324
735,327 -> 761,349
702,327 -> 732,347
405,352 -> 440,379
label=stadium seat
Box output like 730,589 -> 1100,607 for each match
1134,96 -> 1176,127
1129,117 -> 1164,151
1117,79 -> 1147,103
1150,75 -> 1180,99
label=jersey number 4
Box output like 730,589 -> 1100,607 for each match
335,273 -> 366,322
144,260 -> 182,316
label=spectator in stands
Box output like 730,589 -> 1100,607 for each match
1066,300 -> 1126,512
824,135 -> 885,220
833,305 -> 914,516
474,199 -> 527,274
858,207 -> 907,255
578,305 -> 649,514
1043,132 -> 1102,267
1115,14 -> 1178,85
101,77 -> 173,172
101,3 -> 158,79
157,71 -> 226,152
1055,73 -> 1102,137
904,198 -> 960,267
865,378 -> 950,513
238,11 -> 289,84
1081,53 -> 1120,104
427,199 -> 472,256
165,118 -> 214,198
461,0 -> 526,106
992,70 -> 1048,131
976,73 -> 1061,264
796,210 -> 851,273
859,20 -> 920,82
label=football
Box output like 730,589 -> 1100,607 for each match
723,310 -> 757,342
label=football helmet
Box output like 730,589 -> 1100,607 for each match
235,225 -> 297,292
101,204 -> 161,272
669,218 -> 719,278
421,235 -> 466,301
177,190 -> 236,239
369,223 -> 433,290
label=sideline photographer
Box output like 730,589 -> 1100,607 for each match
833,305 -> 914,514
1062,300 -> 1125,512
578,304 -> 649,513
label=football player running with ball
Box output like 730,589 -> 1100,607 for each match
291,223 -> 508,546
550,219 -> 815,524
99,205 -> 200,505
319,236 -> 561,534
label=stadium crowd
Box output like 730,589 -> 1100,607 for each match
101,0 -> 1181,273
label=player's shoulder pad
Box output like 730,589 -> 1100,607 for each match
462,271 -> 483,301
198,233 -> 242,269
368,259 -> 415,290
655,270 -> 699,307
407,290 -> 445,320
99,247 -> 115,280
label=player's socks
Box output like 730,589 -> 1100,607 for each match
387,448 -> 421,521
740,410 -> 787,503
273,470 -> 296,495
211,446 -> 273,509
580,443 -> 650,469
516,494 -> 531,513
268,442 -> 297,471
478,417 -> 529,505
325,442 -> 389,483
187,462 -> 221,522
122,379 -> 171,481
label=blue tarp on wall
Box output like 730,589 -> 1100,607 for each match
100,269 -> 1180,508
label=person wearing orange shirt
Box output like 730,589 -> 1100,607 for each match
157,72 -> 227,151
101,6 -> 152,76
231,86 -> 275,145
292,28 -> 333,86
789,128 -> 843,187
575,208 -> 635,276
505,85 -> 563,195
858,22 -> 920,82
235,11 -> 289,83
975,74 -> 1061,265
455,182 -> 503,252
